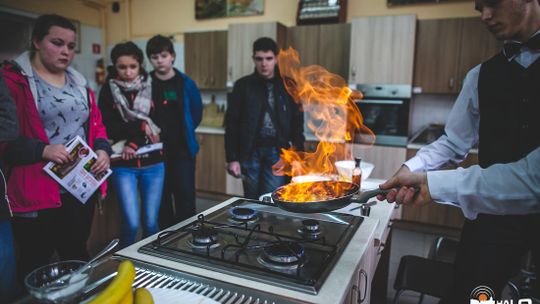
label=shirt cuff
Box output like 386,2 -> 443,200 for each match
403,157 -> 425,172
427,170 -> 460,207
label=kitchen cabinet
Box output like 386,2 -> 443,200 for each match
227,22 -> 287,85
195,133 -> 226,194
351,247 -> 373,304
400,148 -> 479,228
413,17 -> 502,93
352,144 -> 407,180
349,14 -> 416,85
184,30 -> 227,89
286,23 -> 351,80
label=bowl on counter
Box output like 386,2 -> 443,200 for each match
25,260 -> 92,303
334,160 -> 374,182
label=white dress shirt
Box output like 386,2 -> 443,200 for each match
427,147 -> 540,219
404,31 -> 540,219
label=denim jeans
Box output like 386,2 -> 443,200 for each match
241,146 -> 287,199
112,163 -> 165,248
0,219 -> 19,302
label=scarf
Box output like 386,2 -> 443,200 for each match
109,75 -> 161,135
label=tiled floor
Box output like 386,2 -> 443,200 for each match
195,197 -> 445,304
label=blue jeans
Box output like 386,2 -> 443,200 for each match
241,147 -> 287,199
112,163 -> 165,248
0,219 -> 19,302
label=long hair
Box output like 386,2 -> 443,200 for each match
108,41 -> 148,80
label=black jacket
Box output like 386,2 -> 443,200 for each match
225,72 -> 304,162
0,74 -> 18,220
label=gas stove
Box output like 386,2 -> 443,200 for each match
137,198 -> 363,295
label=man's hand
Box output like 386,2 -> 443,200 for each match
378,169 -> 433,206
92,150 -> 110,174
42,144 -> 71,164
227,161 -> 241,178
121,146 -> 137,161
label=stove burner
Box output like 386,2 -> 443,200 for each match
257,241 -> 306,271
187,226 -> 222,250
264,242 -> 305,264
228,207 -> 259,224
298,219 -> 323,239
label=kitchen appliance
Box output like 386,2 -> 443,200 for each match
134,198 -> 363,295
354,84 -> 411,147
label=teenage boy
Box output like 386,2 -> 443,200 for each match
146,35 -> 202,228
225,37 -> 304,199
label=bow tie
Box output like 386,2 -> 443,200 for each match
503,34 -> 540,60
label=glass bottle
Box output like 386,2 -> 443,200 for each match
352,157 -> 362,189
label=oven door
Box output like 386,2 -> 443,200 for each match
355,98 -> 409,147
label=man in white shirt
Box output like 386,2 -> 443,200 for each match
381,146 -> 540,218
380,0 -> 540,302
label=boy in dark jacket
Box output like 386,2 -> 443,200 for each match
146,35 -> 203,228
225,37 -> 304,199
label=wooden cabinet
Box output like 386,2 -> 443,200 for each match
286,23 -> 351,80
352,144 -> 407,180
349,15 -> 416,85
400,148 -> 479,228
195,133 -> 226,193
227,22 -> 287,85
184,30 -> 227,89
413,17 -> 502,93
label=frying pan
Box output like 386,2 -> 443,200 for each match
271,180 -> 389,214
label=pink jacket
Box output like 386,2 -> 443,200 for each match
0,53 -> 110,213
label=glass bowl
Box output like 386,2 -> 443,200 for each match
25,260 -> 92,303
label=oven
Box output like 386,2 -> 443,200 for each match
354,84 -> 411,147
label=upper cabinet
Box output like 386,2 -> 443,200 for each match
227,22 -> 287,85
286,23 -> 351,80
349,15 -> 416,85
413,17 -> 502,94
184,30 -> 228,89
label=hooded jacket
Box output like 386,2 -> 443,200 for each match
0,52 -> 111,213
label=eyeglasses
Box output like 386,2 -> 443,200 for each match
253,56 -> 275,62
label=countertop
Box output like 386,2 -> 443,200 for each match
115,193 -> 395,303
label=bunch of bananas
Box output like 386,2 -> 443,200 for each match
89,260 -> 154,304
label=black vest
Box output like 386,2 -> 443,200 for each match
478,53 -> 540,168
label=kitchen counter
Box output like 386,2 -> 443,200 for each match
115,196 -> 392,303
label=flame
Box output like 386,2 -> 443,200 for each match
272,47 -> 374,202
274,181 -> 357,203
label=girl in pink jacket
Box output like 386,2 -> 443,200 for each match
0,14 -> 111,278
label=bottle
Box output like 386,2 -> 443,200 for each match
352,157 -> 362,189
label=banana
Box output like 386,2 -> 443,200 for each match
134,288 -> 154,304
119,287 -> 134,304
89,260 -> 136,304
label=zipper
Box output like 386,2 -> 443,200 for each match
0,168 -> 12,217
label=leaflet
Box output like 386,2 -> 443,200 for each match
43,136 -> 112,204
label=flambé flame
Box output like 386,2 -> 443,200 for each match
272,47 -> 375,202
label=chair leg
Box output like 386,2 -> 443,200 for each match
393,290 -> 404,304
418,293 -> 425,304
